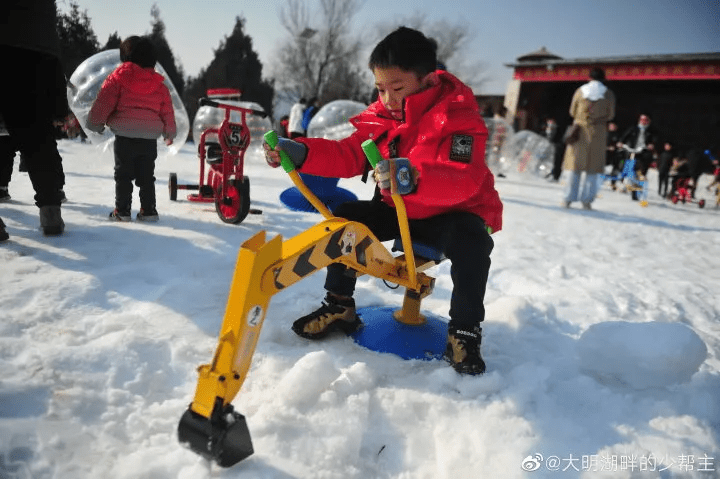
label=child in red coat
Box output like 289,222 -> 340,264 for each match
87,36 -> 176,221
265,27 -> 502,375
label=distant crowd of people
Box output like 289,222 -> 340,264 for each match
277,96 -> 321,139
533,69 -> 718,209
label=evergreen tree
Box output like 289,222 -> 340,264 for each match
56,1 -> 100,79
183,16 -> 274,131
102,32 -> 123,51
149,4 -> 185,96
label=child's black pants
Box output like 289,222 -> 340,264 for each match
113,136 -> 157,212
324,197 -> 494,331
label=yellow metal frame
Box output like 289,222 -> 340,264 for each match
187,134 -> 439,420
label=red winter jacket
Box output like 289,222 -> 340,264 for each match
87,62 -> 176,141
297,70 -> 503,232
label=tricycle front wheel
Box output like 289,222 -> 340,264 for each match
215,176 -> 251,224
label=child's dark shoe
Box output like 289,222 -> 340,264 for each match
292,293 -> 362,339
445,325 -> 485,375
109,209 -> 131,221
137,208 -> 159,222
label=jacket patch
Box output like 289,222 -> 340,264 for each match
449,135 -> 473,163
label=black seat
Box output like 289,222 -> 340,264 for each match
205,143 -> 223,165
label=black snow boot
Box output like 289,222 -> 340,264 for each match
445,325 -> 486,375
39,205 -> 64,236
292,293 -> 362,340
0,217 -> 9,241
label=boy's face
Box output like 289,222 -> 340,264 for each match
373,66 -> 433,120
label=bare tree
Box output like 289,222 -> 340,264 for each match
372,14 -> 489,92
272,0 -> 369,106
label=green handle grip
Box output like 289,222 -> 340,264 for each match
264,130 -> 295,173
361,139 -> 384,168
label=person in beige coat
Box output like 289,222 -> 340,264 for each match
562,68 -> 615,209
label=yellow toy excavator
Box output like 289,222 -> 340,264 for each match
177,131 -> 446,467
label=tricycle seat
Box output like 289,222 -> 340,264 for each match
205,142 -> 223,165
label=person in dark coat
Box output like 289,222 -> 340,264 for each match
605,121 -> 622,190
0,0 -> 68,235
541,117 -> 563,181
686,147 -> 712,199
619,114 -> 659,178
657,141 -> 674,198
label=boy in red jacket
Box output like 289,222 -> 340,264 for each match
87,36 -> 176,221
264,27 -> 502,374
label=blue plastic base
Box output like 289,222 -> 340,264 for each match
280,173 -> 358,214
279,186 -> 358,214
351,306 -> 448,361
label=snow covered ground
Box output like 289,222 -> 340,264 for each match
1,139 -> 719,479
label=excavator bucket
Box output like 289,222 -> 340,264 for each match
178,401 -> 253,467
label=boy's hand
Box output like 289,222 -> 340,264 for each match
374,158 -> 418,195
165,138 -> 173,146
262,141 -> 282,168
263,137 -> 307,169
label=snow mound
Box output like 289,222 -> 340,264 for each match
578,321 -> 707,389
274,351 -> 342,410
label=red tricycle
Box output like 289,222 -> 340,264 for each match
169,97 -> 266,224
670,177 -> 706,208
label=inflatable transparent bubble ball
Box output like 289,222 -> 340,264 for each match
307,100 -> 367,139
499,129 -> 555,177
67,49 -> 189,155
484,117 -> 515,176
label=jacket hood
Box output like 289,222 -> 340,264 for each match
580,80 -> 608,101
113,62 -> 166,95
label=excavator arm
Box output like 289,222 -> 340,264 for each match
178,215 -> 433,466
178,132 -> 435,467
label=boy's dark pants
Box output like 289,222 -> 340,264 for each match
113,136 -> 157,212
324,198 -> 494,331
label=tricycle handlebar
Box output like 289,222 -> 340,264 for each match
199,98 -> 267,117
619,144 -> 644,154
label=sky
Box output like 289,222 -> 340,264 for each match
1,123 -> 719,477
57,0 -> 720,96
